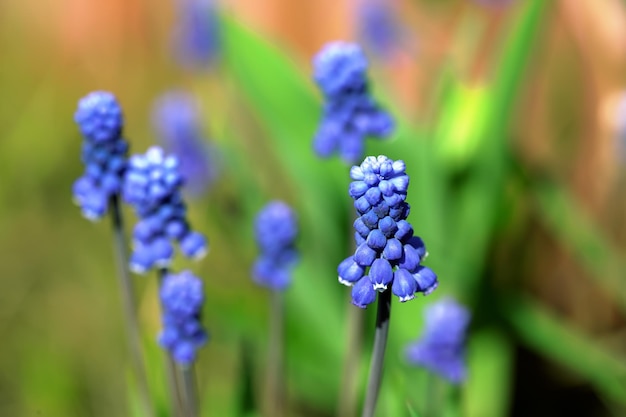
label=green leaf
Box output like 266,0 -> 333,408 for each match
533,182 -> 626,312
445,0 -> 551,299
463,328 -> 514,417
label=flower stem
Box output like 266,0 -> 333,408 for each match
361,289 -> 392,417
109,194 -> 154,417
266,290 -> 285,417
177,364 -> 199,417
157,268 -> 186,417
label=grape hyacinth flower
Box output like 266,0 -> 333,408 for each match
122,146 -> 208,273
474,0 -> 514,7
72,91 -> 128,220
159,270 -> 208,365
152,91 -> 217,196
312,42 -> 394,164
338,155 -> 438,308
253,201 -> 298,291
173,0 -> 221,69
405,298 -> 470,384
357,0 -> 400,58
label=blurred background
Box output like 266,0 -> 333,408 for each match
1,0 -> 626,416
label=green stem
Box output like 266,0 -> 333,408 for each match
178,364 -> 199,417
361,290 -> 392,417
266,290 -> 285,417
109,194 -> 154,417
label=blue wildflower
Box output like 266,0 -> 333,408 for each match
152,91 -> 217,196
405,298 -> 470,384
253,201 -> 298,291
357,0 -> 400,58
72,91 -> 128,221
158,270 -> 208,365
122,146 -> 208,273
338,156 -> 437,308
312,42 -> 394,164
173,0 -> 221,70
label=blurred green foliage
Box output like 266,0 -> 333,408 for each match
1,0 -> 626,416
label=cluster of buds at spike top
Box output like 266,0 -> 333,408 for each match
338,155 -> 438,308
72,91 -> 128,220
122,147 -> 207,273
159,270 -> 209,365
252,201 -> 299,291
405,298 -> 470,384
312,42 -> 394,164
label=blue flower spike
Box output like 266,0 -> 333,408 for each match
152,91 -> 217,197
72,91 -> 128,221
123,146 -> 208,273
159,270 -> 208,365
405,298 -> 470,384
253,201 -> 299,291
338,155 -> 438,308
312,42 -> 395,164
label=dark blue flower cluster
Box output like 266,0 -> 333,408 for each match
405,298 -> 470,384
253,201 -> 298,291
312,42 -> 394,164
152,91 -> 217,197
72,91 -> 128,221
158,270 -> 208,365
173,0 -> 221,69
338,156 -> 437,308
122,147 -> 208,273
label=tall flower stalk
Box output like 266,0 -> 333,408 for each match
123,146 -> 209,417
338,156 -> 438,417
252,201 -> 299,417
312,42 -> 395,417
72,91 -> 154,417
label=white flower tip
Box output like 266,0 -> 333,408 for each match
130,263 -> 148,275
338,277 -> 355,287
398,294 -> 415,303
191,246 -> 209,260
423,282 -> 439,296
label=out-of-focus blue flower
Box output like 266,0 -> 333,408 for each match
312,42 -> 394,164
72,91 -> 128,221
474,0 -> 514,7
173,0 -> 221,70
253,201 -> 298,291
159,270 -> 208,365
123,146 -> 208,273
614,92 -> 626,161
405,297 -> 470,384
338,156 -> 437,308
152,91 -> 217,196
357,0 -> 400,58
